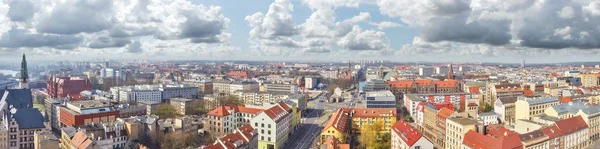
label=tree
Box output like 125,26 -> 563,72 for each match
152,104 -> 178,119
186,100 -> 207,115
218,95 -> 244,106
359,121 -> 390,149
404,115 -> 413,122
481,103 -> 493,112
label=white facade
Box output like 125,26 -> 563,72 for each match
305,77 -> 318,89
563,128 -> 589,149
418,67 -> 434,76
111,84 -> 198,103
435,66 -> 449,75
249,104 -> 291,148
494,99 -> 507,123
478,112 -> 499,125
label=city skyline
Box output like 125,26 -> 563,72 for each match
0,0 -> 599,63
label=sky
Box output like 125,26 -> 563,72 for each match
0,0 -> 600,63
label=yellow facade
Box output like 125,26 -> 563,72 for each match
516,98 -> 559,121
351,116 -> 396,134
320,127 -> 346,144
445,118 -> 478,149
579,74 -> 599,88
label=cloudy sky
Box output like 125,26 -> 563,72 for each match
1,0 -> 600,63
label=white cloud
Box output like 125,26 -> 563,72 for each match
369,21 -> 402,30
0,0 -> 237,58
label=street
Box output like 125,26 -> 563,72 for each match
283,92 -> 359,149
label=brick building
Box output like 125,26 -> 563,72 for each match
47,76 -> 92,100
59,100 -> 118,127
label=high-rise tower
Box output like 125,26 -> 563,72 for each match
447,63 -> 454,80
521,58 -> 525,68
19,53 -> 29,89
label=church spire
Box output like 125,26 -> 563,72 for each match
20,53 -> 28,83
19,53 -> 29,89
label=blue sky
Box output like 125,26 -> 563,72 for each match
191,0 -> 417,51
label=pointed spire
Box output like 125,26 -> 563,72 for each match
20,53 -> 28,83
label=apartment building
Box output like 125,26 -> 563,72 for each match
579,73 -> 599,88
446,117 -> 479,149
390,120 -> 433,149
110,84 -> 198,103
61,121 -> 129,149
232,91 -> 291,106
205,105 -> 263,138
182,79 -> 214,95
387,79 -> 461,95
214,81 -> 259,94
487,83 -> 524,106
263,83 -> 298,94
544,101 -> 600,144
202,124 -> 258,149
250,102 -> 292,149
556,116 -> 589,149
170,98 -> 193,115
494,97 -> 518,125
34,130 -> 59,149
320,108 -> 350,144
462,124 -> 523,149
515,97 -> 559,121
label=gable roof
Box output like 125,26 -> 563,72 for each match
208,106 -> 231,117
263,104 -> 289,122
469,86 -> 480,94
10,108 -> 45,129
391,120 -> 423,147
437,108 -> 454,119
540,125 -> 562,139
322,108 -> 349,134
463,125 -> 523,149
554,115 -> 588,135
1,89 -> 33,109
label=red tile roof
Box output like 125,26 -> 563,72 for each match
554,116 -> 588,135
321,136 -> 350,149
386,80 -> 414,88
203,124 -> 256,149
523,89 -> 535,96
263,104 -> 290,122
437,108 -> 454,119
391,120 -> 423,147
322,108 -> 350,134
463,125 -> 524,149
208,106 -> 231,117
433,80 -> 458,87
344,108 -> 397,118
559,97 -> 573,103
469,86 -> 480,94
540,125 -> 562,139
238,107 -> 264,114
208,105 -> 263,117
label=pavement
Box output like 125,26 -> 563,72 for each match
283,93 -> 354,149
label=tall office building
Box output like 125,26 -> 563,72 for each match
521,58 -> 525,68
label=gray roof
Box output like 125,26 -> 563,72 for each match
498,97 -> 518,104
61,126 -> 77,138
10,108 -> 45,129
551,102 -> 588,115
1,89 -> 33,108
523,97 -> 558,105
581,106 -> 600,115
478,111 -> 498,117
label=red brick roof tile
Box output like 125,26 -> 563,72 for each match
391,120 -> 423,147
